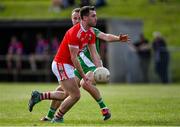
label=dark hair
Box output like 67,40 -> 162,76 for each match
80,6 -> 95,19
72,8 -> 80,14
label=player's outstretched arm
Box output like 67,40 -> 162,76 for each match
97,31 -> 130,42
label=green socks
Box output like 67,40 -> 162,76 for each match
47,107 -> 56,119
47,99 -> 106,119
96,98 -> 107,109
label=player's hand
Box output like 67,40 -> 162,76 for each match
119,34 -> 130,42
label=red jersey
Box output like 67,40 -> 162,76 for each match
54,23 -> 95,66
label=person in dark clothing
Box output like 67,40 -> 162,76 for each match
6,36 -> 23,72
95,0 -> 106,8
134,34 -> 151,82
152,32 -> 170,83
80,0 -> 91,7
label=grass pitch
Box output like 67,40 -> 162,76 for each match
0,83 -> 180,126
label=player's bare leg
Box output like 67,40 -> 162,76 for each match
41,85 -> 67,121
41,77 -> 80,121
80,71 -> 111,121
28,87 -> 67,112
81,71 -> 100,99
52,77 -> 81,123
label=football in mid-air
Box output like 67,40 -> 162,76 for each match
94,67 -> 110,83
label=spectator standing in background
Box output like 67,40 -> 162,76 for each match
134,34 -> 151,82
152,32 -> 170,83
6,36 -> 23,72
100,42 -> 108,68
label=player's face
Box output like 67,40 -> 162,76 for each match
71,12 -> 80,25
88,10 -> 97,27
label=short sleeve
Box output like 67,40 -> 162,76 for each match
68,30 -> 79,48
93,27 -> 101,37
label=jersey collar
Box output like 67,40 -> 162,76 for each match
80,22 -> 87,32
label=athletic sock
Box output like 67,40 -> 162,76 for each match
47,107 -> 56,119
96,98 -> 107,109
40,92 -> 51,100
56,109 -> 64,119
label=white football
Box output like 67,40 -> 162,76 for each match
94,67 -> 110,83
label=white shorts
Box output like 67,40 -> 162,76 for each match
51,61 -> 75,82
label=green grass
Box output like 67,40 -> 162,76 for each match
0,83 -> 180,126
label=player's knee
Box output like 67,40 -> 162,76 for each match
64,92 -> 69,98
73,92 -> 81,101
71,87 -> 81,101
81,81 -> 91,91
81,78 -> 94,90
56,85 -> 63,91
